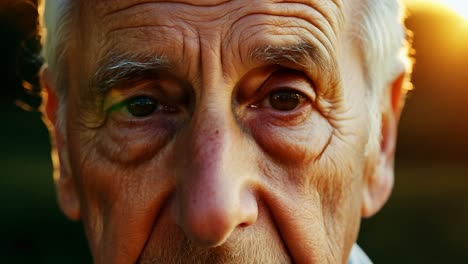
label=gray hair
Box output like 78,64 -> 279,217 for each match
40,0 -> 412,150
40,0 -> 76,132
352,0 -> 412,153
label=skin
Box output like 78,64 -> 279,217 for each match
42,0 -> 405,263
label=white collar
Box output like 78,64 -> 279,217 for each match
348,244 -> 373,264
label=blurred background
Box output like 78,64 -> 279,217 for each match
0,0 -> 467,263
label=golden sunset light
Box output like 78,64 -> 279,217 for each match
406,0 -> 468,20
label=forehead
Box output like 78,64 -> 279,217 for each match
92,0 -> 346,33
84,0 -> 347,49
68,0 -> 363,105
92,0 -> 345,19
81,0 -> 349,65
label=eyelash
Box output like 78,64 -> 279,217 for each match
263,88 -> 307,107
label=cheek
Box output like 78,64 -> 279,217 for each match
317,143 -> 365,216
313,131 -> 367,248
256,136 -> 365,262
67,128 -> 175,259
252,105 -> 366,248
248,109 -> 333,166
245,100 -> 362,217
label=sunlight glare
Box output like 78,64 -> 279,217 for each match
442,0 -> 468,20
406,0 -> 468,20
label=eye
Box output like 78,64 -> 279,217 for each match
267,89 -> 306,111
125,96 -> 158,117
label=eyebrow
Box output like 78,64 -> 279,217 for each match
92,52 -> 172,95
91,42 -> 338,96
249,42 -> 339,86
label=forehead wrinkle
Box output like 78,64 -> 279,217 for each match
99,0 -> 233,18
89,0 -> 346,92
237,16 -> 335,67
100,2 -> 244,39
223,0 -> 343,62
274,0 -> 344,35
221,2 -> 342,88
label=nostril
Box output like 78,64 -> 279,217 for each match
238,222 -> 248,228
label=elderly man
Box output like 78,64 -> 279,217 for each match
40,0 -> 412,263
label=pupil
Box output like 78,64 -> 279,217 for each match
127,97 -> 157,117
269,90 -> 301,111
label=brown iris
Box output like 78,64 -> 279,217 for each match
126,96 -> 158,117
269,89 -> 304,111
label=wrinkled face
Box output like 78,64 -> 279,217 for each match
60,0 -> 376,263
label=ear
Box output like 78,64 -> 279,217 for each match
41,66 -> 81,221
361,72 -> 406,218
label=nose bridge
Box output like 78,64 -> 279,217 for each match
191,102 -> 232,173
186,34 -> 237,190
174,88 -> 258,247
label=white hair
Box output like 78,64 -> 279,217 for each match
40,0 -> 75,132
352,0 -> 413,153
40,0 -> 412,149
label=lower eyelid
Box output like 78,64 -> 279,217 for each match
270,104 -> 312,121
245,104 -> 312,129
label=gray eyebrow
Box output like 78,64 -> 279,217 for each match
249,42 -> 338,84
92,52 -> 172,95
91,43 -> 337,95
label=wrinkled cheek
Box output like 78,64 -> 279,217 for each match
313,146 -> 364,254
249,112 -> 333,166
76,156 -> 123,258
313,147 -> 358,214
65,134 -> 110,254
71,141 -> 174,263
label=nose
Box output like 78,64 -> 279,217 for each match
173,106 -> 258,247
